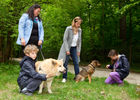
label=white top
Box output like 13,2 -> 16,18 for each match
71,33 -> 78,47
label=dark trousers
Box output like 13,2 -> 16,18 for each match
19,78 -> 42,93
63,47 -> 79,79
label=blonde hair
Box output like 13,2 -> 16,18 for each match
24,44 -> 39,55
71,16 -> 82,34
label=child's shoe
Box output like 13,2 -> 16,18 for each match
20,88 -> 33,96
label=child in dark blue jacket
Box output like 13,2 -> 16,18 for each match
17,45 -> 54,96
105,49 -> 130,86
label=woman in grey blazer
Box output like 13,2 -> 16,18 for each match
58,17 -> 82,83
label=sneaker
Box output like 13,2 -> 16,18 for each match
62,78 -> 66,83
20,88 -> 33,96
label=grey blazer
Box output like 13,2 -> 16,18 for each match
58,26 -> 82,63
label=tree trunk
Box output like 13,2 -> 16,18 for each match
4,31 -> 12,62
119,16 -> 126,41
129,9 -> 132,65
88,2 -> 91,33
119,0 -> 126,41
101,0 -> 105,61
0,35 -> 4,62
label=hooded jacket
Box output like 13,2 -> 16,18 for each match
17,56 -> 46,88
109,54 -> 130,80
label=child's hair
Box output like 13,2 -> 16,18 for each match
108,49 -> 118,57
24,44 -> 39,55
108,49 -> 118,64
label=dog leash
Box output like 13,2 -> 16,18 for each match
39,48 -> 45,60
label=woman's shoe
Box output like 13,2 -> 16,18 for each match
62,78 -> 66,83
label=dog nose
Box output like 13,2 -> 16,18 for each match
64,68 -> 66,71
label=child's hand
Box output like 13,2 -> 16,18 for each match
46,73 -> 55,78
113,69 -> 116,72
106,65 -> 110,69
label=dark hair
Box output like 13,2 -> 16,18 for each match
108,49 -> 118,64
27,4 -> 41,21
108,49 -> 118,57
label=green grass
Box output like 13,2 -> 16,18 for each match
0,63 -> 140,100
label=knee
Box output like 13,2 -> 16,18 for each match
105,79 -> 108,84
73,59 -> 78,65
109,72 -> 118,78
109,72 -> 114,77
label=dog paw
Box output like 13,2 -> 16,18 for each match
48,90 -> 53,94
76,81 -> 79,83
38,91 -> 42,94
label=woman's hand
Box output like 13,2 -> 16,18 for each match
106,65 -> 110,69
21,38 -> 26,46
38,40 -> 42,46
77,52 -> 80,56
46,73 -> 55,78
66,51 -> 70,55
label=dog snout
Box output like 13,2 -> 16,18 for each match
59,67 -> 66,73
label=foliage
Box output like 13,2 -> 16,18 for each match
115,0 -> 140,16
0,0 -> 139,66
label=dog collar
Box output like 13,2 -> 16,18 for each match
90,64 -> 96,69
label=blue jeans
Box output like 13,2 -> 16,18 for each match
63,47 -> 79,79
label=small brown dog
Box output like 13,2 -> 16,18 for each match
75,60 -> 101,84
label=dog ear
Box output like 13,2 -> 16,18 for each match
94,60 -> 101,66
60,59 -> 63,63
92,60 -> 97,66
52,60 -> 57,66
60,59 -> 63,61
35,61 -> 42,67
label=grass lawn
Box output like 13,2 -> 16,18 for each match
0,62 -> 140,100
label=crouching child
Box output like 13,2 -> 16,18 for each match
17,44 -> 54,96
105,49 -> 130,86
